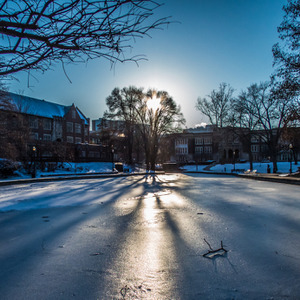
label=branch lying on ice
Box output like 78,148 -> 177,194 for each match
202,239 -> 228,258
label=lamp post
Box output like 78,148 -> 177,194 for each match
111,145 -> 114,172
289,144 -> 293,174
32,146 -> 36,178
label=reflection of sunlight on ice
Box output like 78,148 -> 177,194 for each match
143,193 -> 157,225
143,191 -> 185,226
139,192 -> 179,297
108,189 -> 181,298
159,192 -> 185,207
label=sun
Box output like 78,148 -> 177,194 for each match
147,95 -> 161,112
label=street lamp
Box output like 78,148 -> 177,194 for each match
111,145 -> 114,172
32,146 -> 36,178
289,144 -> 293,174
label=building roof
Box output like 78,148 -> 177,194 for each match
3,92 -> 89,125
184,124 -> 216,133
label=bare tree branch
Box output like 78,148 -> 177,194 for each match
0,0 -> 171,76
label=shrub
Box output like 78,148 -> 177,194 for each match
0,159 -> 19,177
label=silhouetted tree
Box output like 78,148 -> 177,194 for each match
234,82 -> 289,173
136,89 -> 185,171
272,0 -> 300,97
104,86 -> 144,165
281,98 -> 300,164
230,86 -> 261,170
0,0 -> 170,76
196,83 -> 234,128
104,87 -> 185,170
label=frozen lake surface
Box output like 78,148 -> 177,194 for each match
0,173 -> 299,299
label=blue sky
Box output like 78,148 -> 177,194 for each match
9,0 -> 286,127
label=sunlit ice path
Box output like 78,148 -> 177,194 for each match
0,174 -> 300,299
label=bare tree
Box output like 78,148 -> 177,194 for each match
104,87 -> 185,170
196,83 -> 234,128
136,89 -> 185,171
272,0 -> 300,98
237,82 -> 290,173
104,86 -> 144,165
230,87 -> 261,171
0,0 -> 170,76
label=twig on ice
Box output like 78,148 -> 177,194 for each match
203,239 -> 228,258
204,238 -> 213,250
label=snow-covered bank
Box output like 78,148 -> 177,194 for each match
182,161 -> 299,174
3,162 -> 125,181
1,161 -> 299,182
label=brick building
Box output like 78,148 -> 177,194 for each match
0,92 -> 107,162
171,124 -> 299,164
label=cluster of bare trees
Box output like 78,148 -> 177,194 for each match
196,0 -> 300,173
104,86 -> 185,170
196,81 -> 298,173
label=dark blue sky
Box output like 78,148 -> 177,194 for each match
10,0 -> 286,127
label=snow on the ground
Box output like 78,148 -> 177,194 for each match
47,162 -> 114,174
182,161 -> 299,174
1,161 -> 299,182
6,162 -> 123,180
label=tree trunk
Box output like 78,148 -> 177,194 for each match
127,137 -> 133,165
149,143 -> 158,172
271,153 -> 278,173
249,152 -> 253,172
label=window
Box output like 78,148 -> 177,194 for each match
54,122 -> 62,138
195,138 -> 203,145
204,137 -> 212,144
43,134 -> 51,141
29,117 -> 38,129
67,136 -> 74,143
72,110 -> 76,119
75,137 -> 82,144
251,145 -> 259,152
67,122 -> 73,133
30,133 -> 39,140
195,146 -> 203,153
75,123 -> 81,134
84,128 -> 88,136
176,138 -> 187,145
43,119 -> 51,130
176,147 -> 188,154
204,146 -> 212,153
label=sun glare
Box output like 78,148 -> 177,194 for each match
147,96 -> 161,112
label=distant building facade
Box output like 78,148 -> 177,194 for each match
0,92 -> 108,162
170,124 -> 300,164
